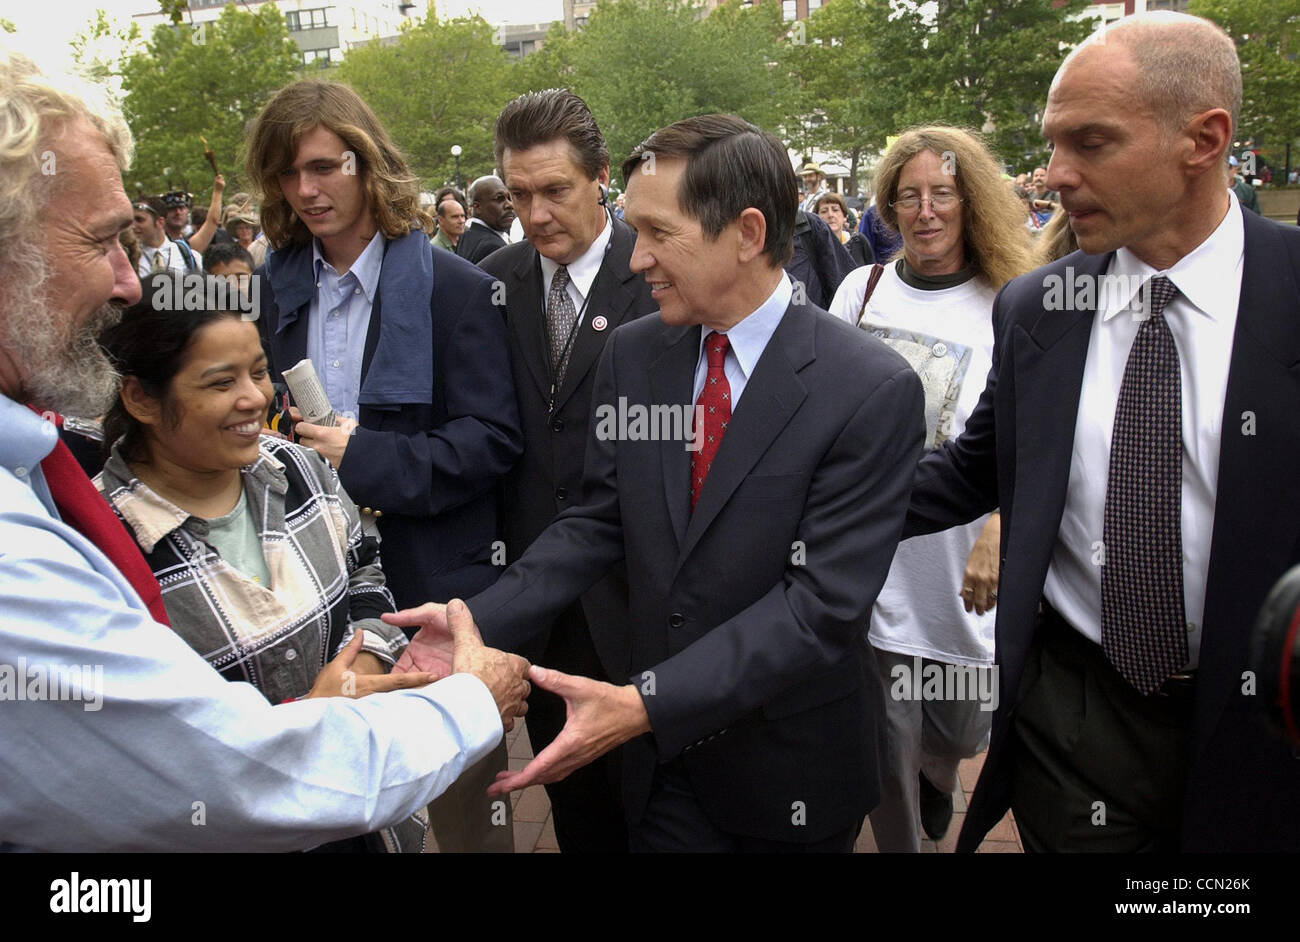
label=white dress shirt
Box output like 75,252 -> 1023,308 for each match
136,239 -> 195,279
539,212 -> 613,330
691,273 -> 792,408
1044,193 -> 1245,668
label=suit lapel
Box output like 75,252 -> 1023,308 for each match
1007,252 -> 1108,598
507,249 -> 551,404
648,324 -> 699,550
1198,211 -> 1300,743
553,221 -> 640,414
674,303 -> 811,577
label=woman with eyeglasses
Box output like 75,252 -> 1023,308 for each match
829,126 -> 1036,852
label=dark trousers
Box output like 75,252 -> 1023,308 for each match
528,602 -> 629,853
1010,605 -> 1194,852
629,759 -> 862,853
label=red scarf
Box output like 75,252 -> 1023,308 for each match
33,410 -> 171,626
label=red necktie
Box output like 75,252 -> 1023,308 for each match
34,412 -> 171,626
691,331 -> 731,510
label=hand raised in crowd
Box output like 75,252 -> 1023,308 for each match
302,629 -> 438,699
487,666 -> 651,797
384,600 -> 531,731
960,511 -> 1001,616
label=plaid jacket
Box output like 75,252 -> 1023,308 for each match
96,437 -> 406,705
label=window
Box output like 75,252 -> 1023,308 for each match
782,0 -> 797,21
290,8 -> 330,30
302,48 -> 336,66
807,0 -> 821,10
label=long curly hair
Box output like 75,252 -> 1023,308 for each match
872,125 -> 1036,289
244,80 -> 432,249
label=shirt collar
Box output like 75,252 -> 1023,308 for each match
0,394 -> 60,474
1103,190 -> 1244,323
99,439 -> 286,553
699,273 -> 793,380
311,234 -> 384,303
539,212 -> 612,301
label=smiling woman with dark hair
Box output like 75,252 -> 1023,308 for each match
95,272 -> 437,852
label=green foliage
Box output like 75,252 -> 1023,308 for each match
336,15 -> 516,189
517,0 -> 798,173
120,4 -> 301,194
789,0 -> 1093,191
1189,0 -> 1300,162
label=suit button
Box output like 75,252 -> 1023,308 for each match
551,418 -> 564,432
668,613 -> 685,628
555,487 -> 568,501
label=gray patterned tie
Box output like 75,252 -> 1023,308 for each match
1100,274 -> 1188,694
547,265 -> 577,387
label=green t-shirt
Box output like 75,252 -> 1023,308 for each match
205,490 -> 272,587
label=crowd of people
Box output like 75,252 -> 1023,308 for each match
1,9 -> 1298,855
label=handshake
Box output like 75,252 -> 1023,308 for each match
378,599 -> 532,732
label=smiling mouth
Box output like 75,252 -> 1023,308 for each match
224,421 -> 261,435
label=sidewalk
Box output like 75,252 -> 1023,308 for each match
502,720 -> 1023,853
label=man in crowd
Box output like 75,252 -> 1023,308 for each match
457,174 -> 516,264
433,193 -> 467,253
799,161 -> 830,212
132,195 -> 200,277
392,114 -> 925,852
1028,166 -> 1059,225
905,11 -> 1300,852
0,47 -> 528,852
478,88 -> 657,852
246,79 -> 524,851
1229,156 -> 1260,214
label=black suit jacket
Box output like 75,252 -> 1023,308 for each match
469,292 -> 925,842
478,216 -> 656,677
256,236 -> 524,608
457,222 -> 509,266
905,206 -> 1300,852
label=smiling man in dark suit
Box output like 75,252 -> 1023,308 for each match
904,12 -> 1300,852
391,114 -> 925,851
475,89 -> 657,853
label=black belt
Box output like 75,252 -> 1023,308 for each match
1038,600 -> 1197,701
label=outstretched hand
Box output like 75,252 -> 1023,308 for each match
487,666 -> 651,797
384,602 -> 451,677
303,630 -> 438,699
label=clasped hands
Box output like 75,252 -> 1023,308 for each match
383,600 -> 652,797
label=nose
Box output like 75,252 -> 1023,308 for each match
628,232 -> 652,275
237,373 -> 270,410
915,198 -> 939,221
1045,149 -> 1070,193
296,171 -> 320,200
111,238 -> 142,306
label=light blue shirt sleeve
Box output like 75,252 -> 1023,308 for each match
0,462 -> 501,851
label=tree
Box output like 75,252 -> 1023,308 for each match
336,15 -> 516,189
1189,0 -> 1300,171
788,0 -> 1093,190
119,4 -> 301,195
515,0 -> 798,172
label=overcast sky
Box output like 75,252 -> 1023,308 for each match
8,0 -> 564,72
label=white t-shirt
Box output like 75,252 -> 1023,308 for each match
829,263 -> 997,665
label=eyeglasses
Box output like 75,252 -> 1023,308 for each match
889,192 -> 963,213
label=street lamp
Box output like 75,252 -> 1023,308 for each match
450,144 -> 462,190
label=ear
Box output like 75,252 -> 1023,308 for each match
119,375 -> 164,429
596,165 -> 611,189
1183,108 -> 1233,180
735,207 -> 768,265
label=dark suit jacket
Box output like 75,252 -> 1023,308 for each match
905,206 -> 1300,852
255,234 -> 524,609
787,210 -> 855,309
457,222 -> 509,266
478,216 -> 656,678
469,291 -> 925,842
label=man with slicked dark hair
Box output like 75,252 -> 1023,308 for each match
390,114 -> 925,852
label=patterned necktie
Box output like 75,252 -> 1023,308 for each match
691,331 -> 731,510
547,265 -> 578,388
1100,274 -> 1189,694
150,248 -> 166,273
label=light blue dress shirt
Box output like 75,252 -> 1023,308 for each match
306,235 -> 384,421
0,394 -> 500,851
691,273 -> 793,407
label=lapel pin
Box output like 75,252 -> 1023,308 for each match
592,315 -> 608,331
